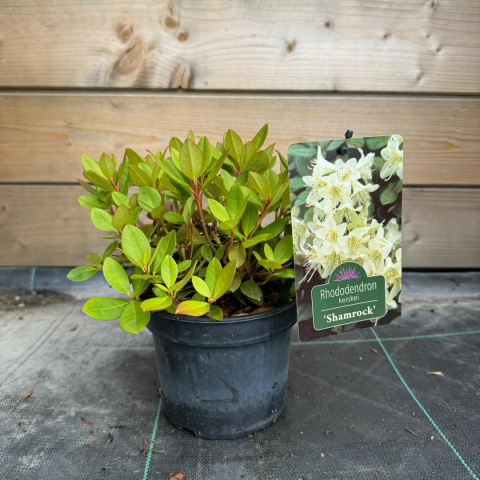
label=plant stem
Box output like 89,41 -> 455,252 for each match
192,183 -> 216,251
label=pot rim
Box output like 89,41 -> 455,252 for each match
147,299 -> 296,325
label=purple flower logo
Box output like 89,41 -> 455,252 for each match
334,266 -> 360,282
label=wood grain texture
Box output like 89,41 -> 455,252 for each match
2,92 -> 480,186
0,1 -> 479,92
0,186 -> 478,267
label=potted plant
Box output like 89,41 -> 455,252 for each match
67,125 -> 297,439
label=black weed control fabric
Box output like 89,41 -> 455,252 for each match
0,271 -> 479,479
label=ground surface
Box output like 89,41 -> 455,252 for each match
0,269 -> 479,480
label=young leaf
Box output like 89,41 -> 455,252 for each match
67,266 -> 98,282
100,153 -> 116,179
91,208 -> 115,232
81,154 -> 103,175
264,243 -> 274,261
179,139 -> 204,180
201,149 -> 230,191
151,230 -> 176,273
240,279 -> 263,303
242,234 -> 269,249
161,255 -> 178,289
252,124 -> 268,150
240,141 -> 258,172
121,225 -> 151,267
176,301 -> 210,317
119,301 -> 150,334
192,276 -> 211,297
224,129 -> 243,162
77,178 -> 98,196
205,257 -> 222,292
102,241 -> 119,260
138,186 -> 161,213
212,260 -> 236,300
87,253 -> 102,266
128,165 -> 151,187
83,297 -> 129,320
273,269 -> 296,279
207,199 -> 230,222
209,305 -> 223,321
258,217 -> 289,239
78,195 -> 107,211
273,235 -> 293,264
177,260 -> 192,271
248,172 -> 270,198
84,171 -> 114,191
140,296 -> 173,312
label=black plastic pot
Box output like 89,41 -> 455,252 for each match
146,301 -> 297,440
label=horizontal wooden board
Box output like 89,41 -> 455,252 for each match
0,1 -> 479,92
0,186 -> 478,268
1,93 -> 480,186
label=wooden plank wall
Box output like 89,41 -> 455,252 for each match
0,0 -> 479,268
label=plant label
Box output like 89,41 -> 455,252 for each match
287,135 -> 403,341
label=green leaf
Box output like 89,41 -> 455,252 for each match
228,243 -> 246,268
140,296 -> 173,312
128,165 -> 151,187
172,260 -> 197,294
380,183 -> 399,205
242,234 -> 269,249
112,192 -> 130,206
77,178 -> 98,195
161,255 -> 178,289
67,265 -> 98,282
176,300 -> 210,317
151,230 -> 176,273
198,136 -> 213,174
253,251 -> 283,271
87,253 -> 102,266
212,260 -> 236,300
125,148 -> 145,166
240,279 -> 263,303
241,203 -> 258,236
100,153 -> 116,179
252,124 -> 268,150
273,235 -> 293,264
209,304 -> 223,321
228,276 -> 241,292
286,144 -> 317,158
112,204 -> 130,232
205,257 -> 222,292
78,195 -> 107,211
224,129 -> 243,161
246,151 -> 269,173
91,208 -> 115,232
366,135 -> 391,151
177,260 -> 192,271
226,184 -> 244,219
326,139 -> 345,151
258,217 -> 289,239
201,149 -> 230,191
164,212 -> 185,225
201,244 -> 213,260
102,241 -> 119,260
81,154 -> 103,176
208,199 -> 230,222
179,139 -> 204,180
83,297 -> 129,321
240,141 -> 258,172
182,196 -> 195,223
192,276 -> 211,297
273,269 -> 296,279
264,243 -> 274,261
103,257 -> 130,295
138,186 -> 161,213
121,225 -> 151,267
347,137 -> 365,149
119,301 -> 150,334
248,172 -> 270,198
84,170 -> 114,191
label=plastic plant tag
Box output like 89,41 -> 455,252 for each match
287,135 -> 403,341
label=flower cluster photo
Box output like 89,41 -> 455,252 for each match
288,135 -> 403,339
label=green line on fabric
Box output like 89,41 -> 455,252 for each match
291,329 -> 480,346
372,329 -> 479,480
30,267 -> 36,291
143,399 -> 163,480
